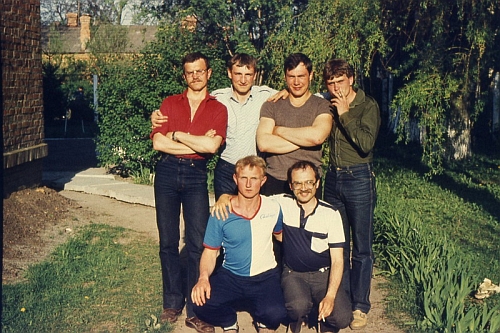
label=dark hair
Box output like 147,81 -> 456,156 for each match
182,52 -> 210,70
235,155 -> 267,176
284,53 -> 313,74
287,160 -> 320,184
323,58 -> 354,82
227,53 -> 257,71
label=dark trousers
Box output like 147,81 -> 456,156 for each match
323,163 -> 376,314
193,267 -> 287,329
154,155 -> 210,318
281,266 -> 352,332
213,158 -> 237,200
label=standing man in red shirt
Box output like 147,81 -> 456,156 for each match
150,52 -> 228,333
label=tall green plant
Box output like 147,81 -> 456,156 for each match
390,71 -> 459,175
262,0 -> 387,92
374,211 -> 500,332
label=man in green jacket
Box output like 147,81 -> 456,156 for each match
321,58 -> 381,330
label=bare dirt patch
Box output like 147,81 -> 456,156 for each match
2,186 -> 157,284
3,187 -> 83,283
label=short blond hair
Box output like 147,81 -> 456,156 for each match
234,155 -> 267,176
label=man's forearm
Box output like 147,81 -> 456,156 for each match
274,114 -> 332,147
175,132 -> 222,154
274,126 -> 326,147
152,133 -> 196,155
256,133 -> 299,154
340,105 -> 380,154
326,248 -> 344,298
198,249 -> 218,281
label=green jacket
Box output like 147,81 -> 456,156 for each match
327,88 -> 381,168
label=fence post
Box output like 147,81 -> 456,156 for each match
93,74 -> 98,122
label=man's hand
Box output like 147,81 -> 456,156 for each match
318,295 -> 335,323
210,194 -> 233,220
330,90 -> 349,116
191,278 -> 211,306
205,129 -> 216,137
151,109 -> 168,128
267,89 -> 289,102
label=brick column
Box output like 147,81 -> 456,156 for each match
1,0 -> 48,197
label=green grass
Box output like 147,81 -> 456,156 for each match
1,224 -> 172,333
373,138 -> 500,332
375,153 -> 500,280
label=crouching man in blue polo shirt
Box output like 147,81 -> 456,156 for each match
214,159 -> 352,333
191,155 -> 286,333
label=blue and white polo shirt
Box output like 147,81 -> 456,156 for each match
203,195 -> 283,277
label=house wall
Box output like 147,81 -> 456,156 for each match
1,0 -> 48,197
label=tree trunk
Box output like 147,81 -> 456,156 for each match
446,93 -> 472,160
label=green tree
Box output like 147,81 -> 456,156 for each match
383,0 -> 500,173
262,0 -> 387,93
137,0 -> 305,81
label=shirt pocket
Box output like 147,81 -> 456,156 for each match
311,232 -> 328,253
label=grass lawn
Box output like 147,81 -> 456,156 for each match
373,137 -> 500,332
1,224 -> 171,333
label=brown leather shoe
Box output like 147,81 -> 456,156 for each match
160,308 -> 182,323
350,310 -> 368,330
185,316 -> 215,333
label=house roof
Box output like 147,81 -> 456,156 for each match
41,25 -> 158,54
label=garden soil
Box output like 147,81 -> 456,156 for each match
3,186 -> 404,333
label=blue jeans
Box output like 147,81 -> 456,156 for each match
213,158 -> 237,200
154,155 -> 210,318
193,267 -> 286,329
323,163 -> 376,314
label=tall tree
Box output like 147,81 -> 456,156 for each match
262,0 -> 387,94
136,0 -> 304,82
383,0 -> 500,173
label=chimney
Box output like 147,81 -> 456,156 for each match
66,13 -> 78,27
80,15 -> 91,51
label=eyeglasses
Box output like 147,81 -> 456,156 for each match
184,69 -> 207,77
291,180 -> 316,190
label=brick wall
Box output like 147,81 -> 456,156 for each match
2,0 -> 48,197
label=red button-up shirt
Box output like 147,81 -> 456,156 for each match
151,90 -> 228,159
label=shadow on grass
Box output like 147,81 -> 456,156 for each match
375,132 -> 500,224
